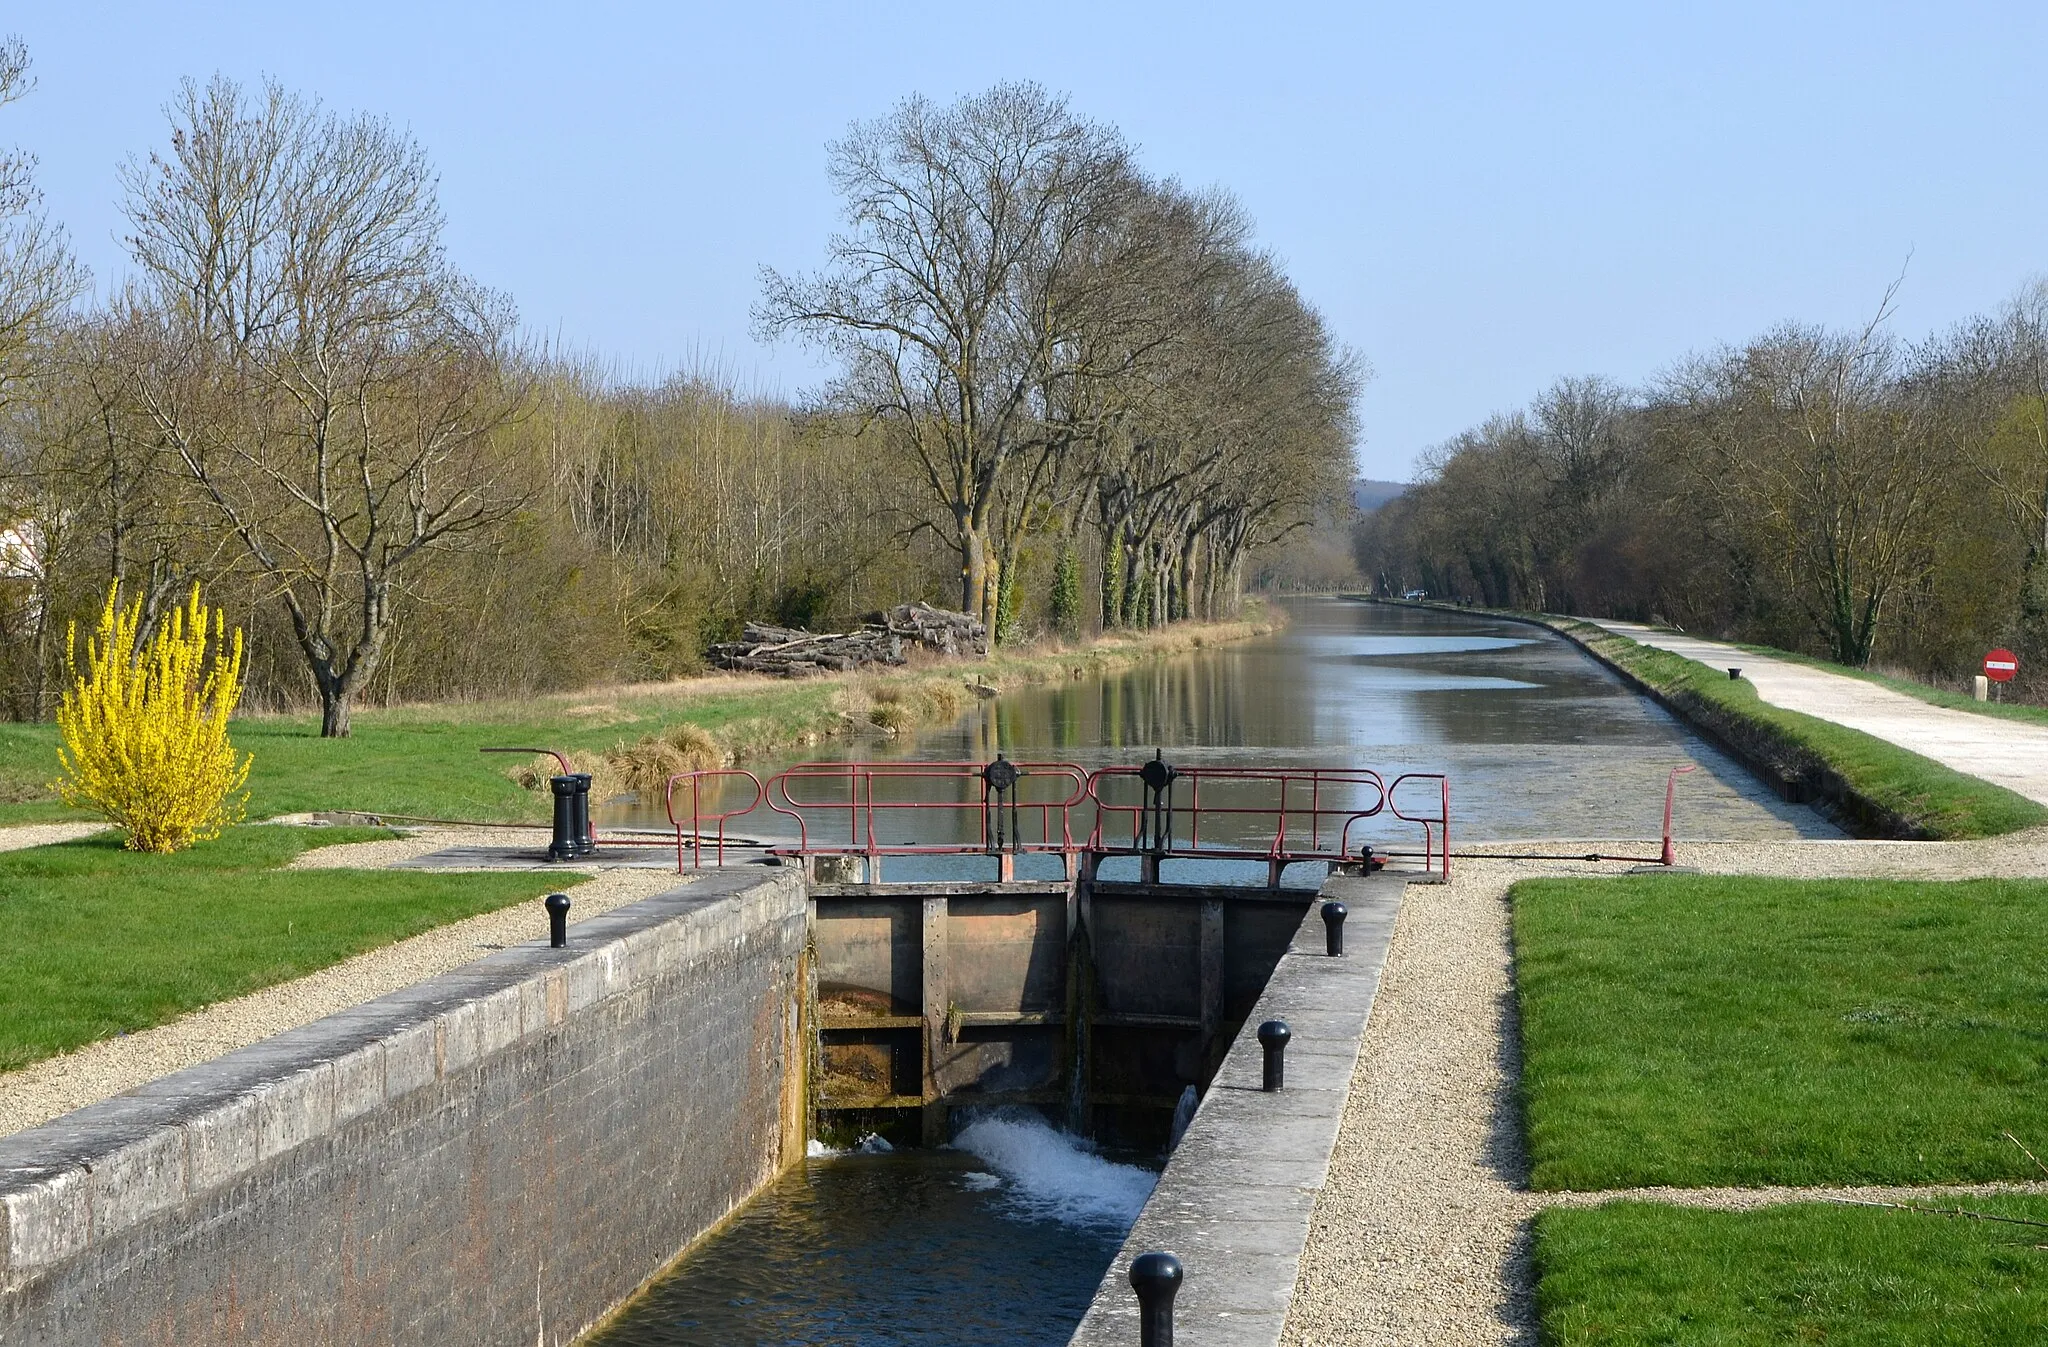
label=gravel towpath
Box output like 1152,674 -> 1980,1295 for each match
0,827 -> 693,1138
1282,833 -> 2048,1345
1588,619 -> 2048,807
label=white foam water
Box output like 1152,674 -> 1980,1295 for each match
952,1113 -> 1157,1230
806,1132 -> 895,1158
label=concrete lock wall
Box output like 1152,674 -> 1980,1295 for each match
0,867 -> 808,1347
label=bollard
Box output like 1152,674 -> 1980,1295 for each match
1129,1251 -> 1182,1347
1321,900 -> 1347,956
545,893 -> 571,948
1258,1019 -> 1290,1091
569,773 -> 596,857
1727,667 -> 1742,680
547,776 -> 580,861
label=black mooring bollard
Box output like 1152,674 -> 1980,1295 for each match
569,773 -> 596,856
1258,1019 -> 1291,1091
1129,1251 -> 1182,1347
1321,900 -> 1348,956
547,776 -> 579,861
545,893 -> 571,948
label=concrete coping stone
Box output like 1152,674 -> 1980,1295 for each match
1068,871 -> 1403,1347
0,864 -> 802,1293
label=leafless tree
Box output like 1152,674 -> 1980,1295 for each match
0,38 -> 83,407
119,76 -> 527,735
758,82 -> 1131,629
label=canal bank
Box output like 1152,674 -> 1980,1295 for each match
1,597 -> 1864,1344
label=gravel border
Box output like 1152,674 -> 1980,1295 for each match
0,829 -> 694,1139
1281,833 -> 2048,1346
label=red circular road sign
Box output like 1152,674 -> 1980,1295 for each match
1985,648 -> 2019,682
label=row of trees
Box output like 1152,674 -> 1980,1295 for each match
758,82 -> 1361,637
1355,282 -> 2048,690
0,56 -> 1358,733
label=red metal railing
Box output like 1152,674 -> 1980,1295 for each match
757,760 -> 1090,857
658,758 -> 1453,882
665,770 -> 765,869
1387,772 -> 1453,880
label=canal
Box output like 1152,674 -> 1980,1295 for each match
588,597 -> 1836,1346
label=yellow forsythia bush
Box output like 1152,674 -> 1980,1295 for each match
55,583 -> 252,853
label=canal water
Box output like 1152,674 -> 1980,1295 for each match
606,596 -> 1835,853
590,1116 -> 1154,1346
588,597 -> 1838,1346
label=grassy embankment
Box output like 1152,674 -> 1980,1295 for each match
1461,603 -> 2046,839
1518,872 -> 2048,1341
0,614 -> 1274,829
0,827 -> 580,1073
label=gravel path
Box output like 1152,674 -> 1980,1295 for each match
0,821 -> 107,852
1590,619 -> 2048,807
0,828 -> 693,1139
1283,832 -> 2048,1345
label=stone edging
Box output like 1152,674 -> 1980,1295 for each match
0,865 -> 798,1294
1068,872 -> 1404,1346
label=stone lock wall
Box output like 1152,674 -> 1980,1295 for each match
0,867 -> 809,1347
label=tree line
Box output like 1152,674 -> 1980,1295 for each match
1355,280 -> 2048,692
0,50 -> 1359,734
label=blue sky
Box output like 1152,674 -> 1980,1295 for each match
10,2 -> 2045,480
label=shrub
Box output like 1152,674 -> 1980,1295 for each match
55,584 -> 252,853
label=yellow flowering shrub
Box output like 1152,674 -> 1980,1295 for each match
55,584 -> 252,853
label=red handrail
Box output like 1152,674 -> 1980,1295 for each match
1084,766 -> 1393,859
665,770 -> 765,869
654,758 -> 1454,881
760,761 -> 1090,858
1387,773 -> 1452,880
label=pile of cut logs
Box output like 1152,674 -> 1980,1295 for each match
709,602 -> 988,676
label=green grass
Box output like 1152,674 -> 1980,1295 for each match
0,826 -> 583,1072
1562,621 -> 2048,839
1534,1198 -> 2048,1346
0,683 -> 845,828
1515,874 -> 2048,1190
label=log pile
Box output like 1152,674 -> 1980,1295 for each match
709,602 -> 987,676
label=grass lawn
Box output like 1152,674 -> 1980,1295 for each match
1562,621 -> 2047,839
1534,1198 -> 2048,1346
1515,874 -> 2048,1190
0,682 -> 846,829
0,826 -> 585,1072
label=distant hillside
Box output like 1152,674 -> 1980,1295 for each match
1351,479 -> 1408,513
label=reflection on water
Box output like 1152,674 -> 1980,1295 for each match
604,597 -> 1839,846
588,1116 -> 1151,1347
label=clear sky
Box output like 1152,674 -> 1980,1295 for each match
9,2 -> 2046,480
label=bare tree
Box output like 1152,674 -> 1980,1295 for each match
758,82 -> 1130,628
0,37 -> 83,405
120,76 -> 526,735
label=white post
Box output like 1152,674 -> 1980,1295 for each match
1974,674 -> 1990,702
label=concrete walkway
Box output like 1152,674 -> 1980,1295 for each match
1589,620 -> 2048,807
